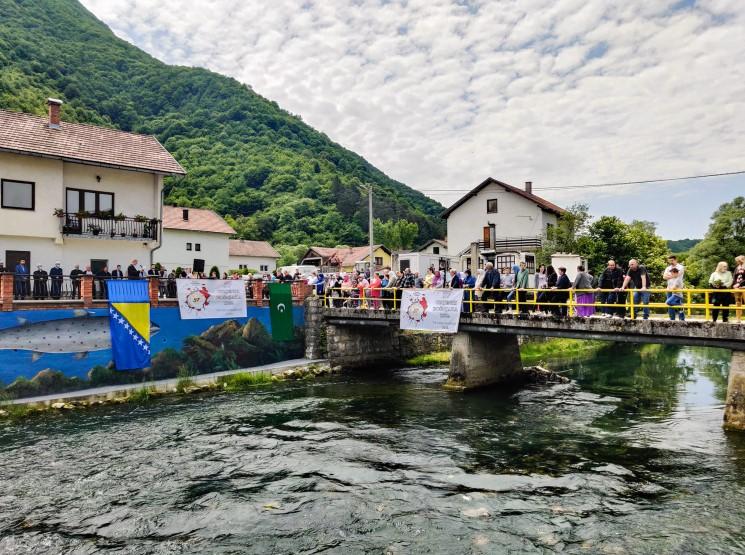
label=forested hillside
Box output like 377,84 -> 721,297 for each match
0,0 -> 445,245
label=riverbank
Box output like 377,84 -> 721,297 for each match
0,358 -> 331,419
406,338 -> 609,367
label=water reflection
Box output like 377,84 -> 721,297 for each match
1,345 -> 744,554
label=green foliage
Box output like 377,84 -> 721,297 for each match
667,238 -> 701,254
0,0 -> 445,245
276,244 -> 310,267
217,371 -> 273,391
537,203 -> 592,262
538,204 -> 668,284
4,370 -> 85,399
686,197 -> 745,285
519,339 -> 608,363
373,218 -> 419,251
128,386 -> 152,404
175,366 -> 195,393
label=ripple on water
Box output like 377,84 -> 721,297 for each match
2,345 -> 745,553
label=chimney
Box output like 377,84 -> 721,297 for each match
524,181 -> 532,194
47,98 -> 63,129
182,208 -> 189,221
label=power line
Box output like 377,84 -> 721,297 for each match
415,169 -> 745,194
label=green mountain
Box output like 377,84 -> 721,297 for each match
0,0 -> 445,246
666,238 -> 701,254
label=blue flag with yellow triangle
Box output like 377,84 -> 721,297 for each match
106,280 -> 151,370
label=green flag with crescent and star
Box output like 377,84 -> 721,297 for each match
269,282 -> 294,341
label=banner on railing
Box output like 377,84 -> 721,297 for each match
176,279 -> 247,320
400,289 -> 463,333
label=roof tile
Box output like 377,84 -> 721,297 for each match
162,206 -> 235,234
0,109 -> 185,175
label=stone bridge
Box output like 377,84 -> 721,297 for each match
304,297 -> 745,431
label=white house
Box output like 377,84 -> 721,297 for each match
442,177 -> 564,271
228,240 -> 280,273
393,239 -> 458,275
155,206 -> 235,275
0,99 -> 185,273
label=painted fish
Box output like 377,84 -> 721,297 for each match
0,315 -> 160,360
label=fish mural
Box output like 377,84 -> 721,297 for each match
0,311 -> 160,361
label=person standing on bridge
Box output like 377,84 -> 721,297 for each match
621,259 -> 650,320
572,265 -> 595,317
515,261 -> 530,314
709,261 -> 733,323
663,255 -> 685,282
665,267 -> 685,321
480,262 -> 500,313
554,267 -> 571,317
733,255 -> 745,322
598,260 -> 625,318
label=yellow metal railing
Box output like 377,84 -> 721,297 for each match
321,287 -> 745,320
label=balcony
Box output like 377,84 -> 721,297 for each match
59,212 -> 159,241
478,236 -> 543,252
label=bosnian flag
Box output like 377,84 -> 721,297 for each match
106,280 -> 151,370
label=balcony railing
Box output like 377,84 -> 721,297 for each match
478,236 -> 543,252
60,213 -> 159,241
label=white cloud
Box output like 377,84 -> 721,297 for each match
81,0 -> 745,235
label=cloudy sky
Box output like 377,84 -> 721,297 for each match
81,0 -> 745,239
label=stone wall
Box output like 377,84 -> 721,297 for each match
304,296 -> 326,360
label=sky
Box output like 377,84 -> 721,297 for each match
80,0 -> 745,239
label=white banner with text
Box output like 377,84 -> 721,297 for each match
176,279 -> 248,319
399,289 -> 463,333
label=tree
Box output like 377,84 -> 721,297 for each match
536,203 -> 591,263
686,197 -> 745,285
276,244 -> 309,267
373,218 -> 419,251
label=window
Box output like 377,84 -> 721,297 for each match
399,259 -> 410,271
195,243 -> 201,252
432,246 -> 440,254
374,256 -> 383,266
486,199 -> 498,213
2,179 -> 35,210
65,188 -> 114,215
186,242 -> 192,251
260,264 -> 269,272
495,254 -> 516,272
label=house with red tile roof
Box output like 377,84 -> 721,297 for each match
155,206 -> 236,275
442,177 -> 564,271
300,244 -> 392,272
0,99 -> 184,275
228,239 -> 280,274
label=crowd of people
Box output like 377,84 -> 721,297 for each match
6,254 -> 745,322
315,254 -> 745,323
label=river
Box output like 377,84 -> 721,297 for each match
2,344 -> 745,554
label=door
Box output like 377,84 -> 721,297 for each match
6,250 -> 30,272
91,259 -> 108,274
482,226 -> 490,244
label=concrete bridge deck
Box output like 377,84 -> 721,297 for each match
323,308 -> 745,350
304,298 -> 745,431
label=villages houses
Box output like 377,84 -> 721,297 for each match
442,177 -> 564,273
0,99 -> 184,273
300,245 -> 392,273
0,99 -> 281,277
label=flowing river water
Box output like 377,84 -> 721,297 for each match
2,344 -> 745,554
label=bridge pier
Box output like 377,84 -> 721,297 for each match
724,351 -> 745,431
445,331 -> 523,391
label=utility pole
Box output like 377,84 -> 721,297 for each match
368,184 -> 374,273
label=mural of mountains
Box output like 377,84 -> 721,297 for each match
0,0 -> 445,246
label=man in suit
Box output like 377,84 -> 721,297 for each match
70,264 -> 84,298
554,266 -> 572,317
111,265 -> 124,279
49,261 -> 63,299
127,259 -> 139,279
95,265 -> 112,299
14,259 -> 29,300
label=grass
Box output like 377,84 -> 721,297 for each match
406,338 -> 608,367
519,338 -> 607,362
176,366 -> 195,393
217,371 -> 273,392
128,386 -> 153,404
406,352 -> 451,366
